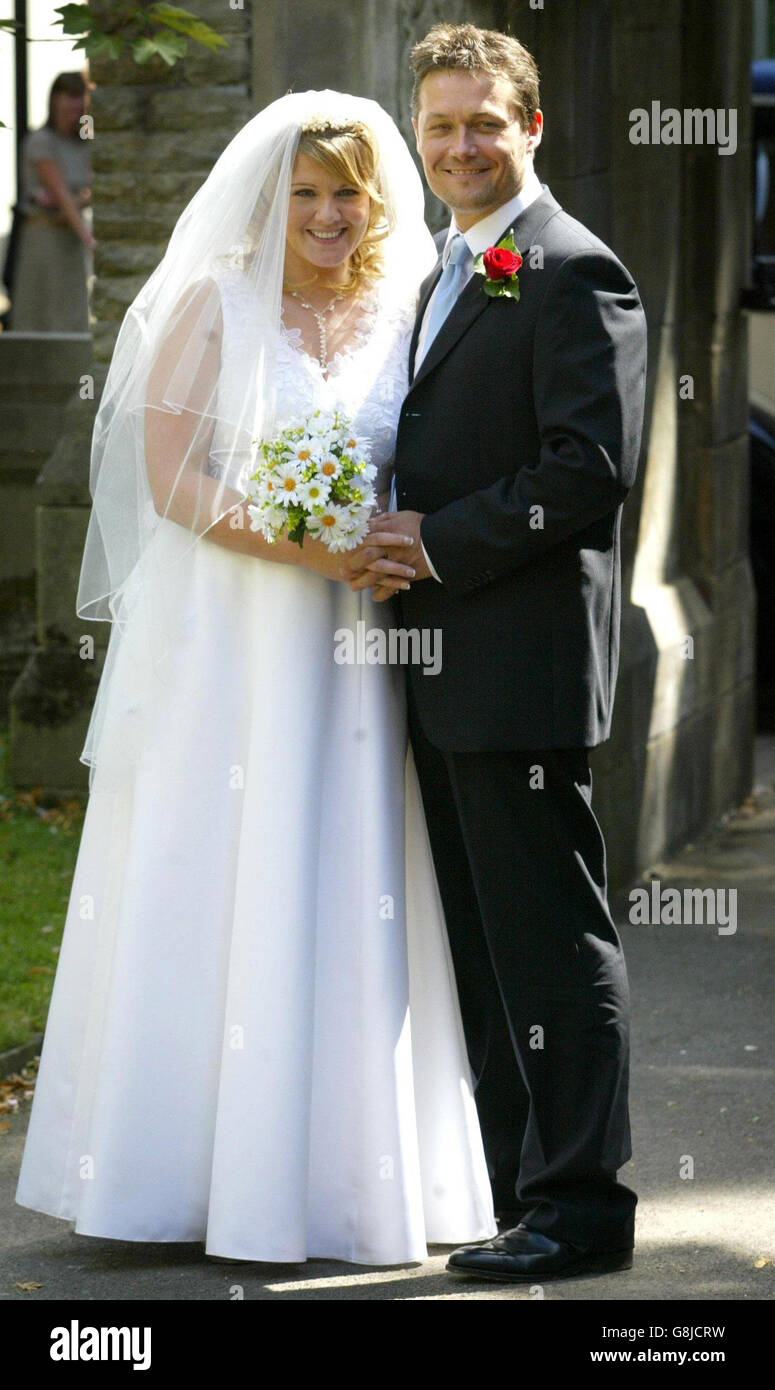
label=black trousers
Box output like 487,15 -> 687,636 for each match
407,680 -> 636,1251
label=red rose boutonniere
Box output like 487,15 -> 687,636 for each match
473,231 -> 523,301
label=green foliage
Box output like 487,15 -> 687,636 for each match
0,727 -> 85,1053
53,1 -> 229,68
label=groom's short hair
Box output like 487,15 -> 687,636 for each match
411,23 -> 540,129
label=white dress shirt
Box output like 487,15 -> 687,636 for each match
389,163 -> 544,582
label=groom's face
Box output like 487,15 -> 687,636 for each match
413,69 -> 543,231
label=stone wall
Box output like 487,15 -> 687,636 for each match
0,333 -> 92,716
251,0 -> 500,227
89,0 -> 253,364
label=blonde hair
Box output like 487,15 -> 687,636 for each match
411,23 -> 540,128
294,122 -> 388,292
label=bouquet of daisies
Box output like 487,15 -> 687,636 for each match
246,409 -> 377,552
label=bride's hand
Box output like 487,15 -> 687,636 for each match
294,534 -> 357,582
295,525 -> 416,581
339,530 -> 416,590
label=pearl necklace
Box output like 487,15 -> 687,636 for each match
287,288 -> 346,372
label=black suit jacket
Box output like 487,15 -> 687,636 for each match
392,184 -> 647,751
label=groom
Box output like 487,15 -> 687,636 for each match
347,22 -> 647,1282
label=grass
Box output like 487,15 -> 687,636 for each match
0,725 -> 85,1054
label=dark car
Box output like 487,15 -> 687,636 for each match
747,60 -> 775,728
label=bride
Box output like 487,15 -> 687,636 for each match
14,90 -> 497,1267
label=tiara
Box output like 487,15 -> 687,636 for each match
300,114 -> 368,136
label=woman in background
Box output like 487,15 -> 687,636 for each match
10,70 -> 93,331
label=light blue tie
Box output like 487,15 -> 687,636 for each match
417,233 -> 469,366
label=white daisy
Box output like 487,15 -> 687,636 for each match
327,519 -> 369,552
274,460 -> 303,500
317,453 -> 342,482
349,482 -> 376,510
306,502 -> 351,547
251,476 -> 279,504
340,429 -> 371,461
296,476 -> 332,507
288,437 -> 322,468
248,503 -> 286,539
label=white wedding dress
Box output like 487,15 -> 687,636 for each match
15,267 -> 497,1265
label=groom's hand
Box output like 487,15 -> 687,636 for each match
347,511 -> 431,602
339,526 -> 417,595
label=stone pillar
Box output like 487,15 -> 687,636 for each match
676,0 -> 755,827
505,0 -> 755,884
8,381 -> 103,794
0,332 -> 92,716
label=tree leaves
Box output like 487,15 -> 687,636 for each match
53,4 -> 91,36
52,2 -> 229,71
148,4 -> 229,51
132,30 -> 187,66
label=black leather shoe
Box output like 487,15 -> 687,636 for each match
446,1223 -> 634,1282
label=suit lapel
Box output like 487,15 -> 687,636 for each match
408,261 -> 442,383
407,186 -> 563,395
409,272 -> 490,392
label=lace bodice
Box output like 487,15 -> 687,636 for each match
210,267 -> 416,497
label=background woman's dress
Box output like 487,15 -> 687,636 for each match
10,125 -> 92,332
15,267 -> 496,1265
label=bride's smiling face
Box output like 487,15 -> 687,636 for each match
285,153 -> 372,281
